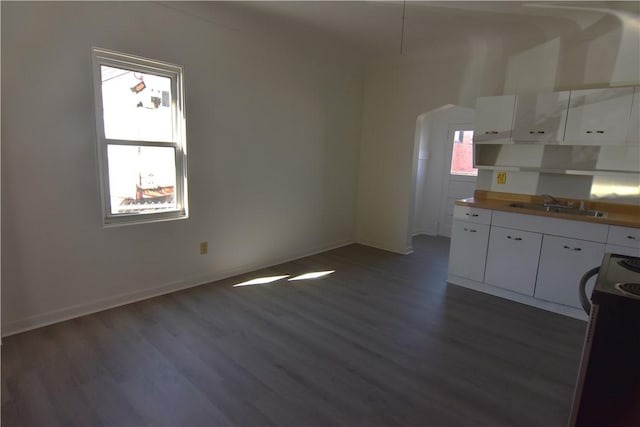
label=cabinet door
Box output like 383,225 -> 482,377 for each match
448,220 -> 490,282
484,226 -> 542,295
564,87 -> 634,145
512,92 -> 570,143
535,235 -> 605,308
474,95 -> 516,142
626,87 -> 639,144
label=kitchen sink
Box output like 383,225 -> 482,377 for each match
508,202 -> 606,218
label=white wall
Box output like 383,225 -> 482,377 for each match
1,2 -> 363,335
356,10 -> 640,254
356,40 -> 511,254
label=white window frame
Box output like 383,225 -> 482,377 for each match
92,47 -> 188,226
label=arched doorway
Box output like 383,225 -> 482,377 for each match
410,105 -> 476,240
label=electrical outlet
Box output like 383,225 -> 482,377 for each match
200,241 -> 208,255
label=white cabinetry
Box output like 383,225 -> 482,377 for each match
535,235 -> 605,308
448,206 -> 491,282
452,205 -> 492,225
448,221 -> 490,282
484,226 -> 542,296
606,225 -> 640,257
563,87 -> 635,145
447,205 -> 639,319
512,91 -> 570,143
474,95 -> 516,143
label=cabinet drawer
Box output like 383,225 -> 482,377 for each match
453,205 -> 492,225
484,226 -> 542,296
607,225 -> 640,249
491,210 -> 609,242
606,244 -> 640,257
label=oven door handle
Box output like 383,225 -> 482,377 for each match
579,266 -> 600,314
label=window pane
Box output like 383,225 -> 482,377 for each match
101,65 -> 173,142
450,130 -> 477,176
107,145 -> 177,215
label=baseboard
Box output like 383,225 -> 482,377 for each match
356,236 -> 412,255
447,275 -> 588,321
1,238 -> 354,337
412,230 -> 438,237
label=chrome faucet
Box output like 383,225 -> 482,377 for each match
541,194 -> 561,206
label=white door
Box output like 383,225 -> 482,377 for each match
438,125 -> 477,237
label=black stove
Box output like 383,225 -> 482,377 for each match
590,253 -> 640,306
570,253 -> 640,427
619,258 -> 640,274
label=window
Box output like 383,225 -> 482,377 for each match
450,130 -> 477,176
92,48 -> 188,225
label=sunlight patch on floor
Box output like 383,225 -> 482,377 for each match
288,270 -> 335,281
232,275 -> 289,287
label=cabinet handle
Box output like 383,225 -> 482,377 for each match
463,228 -> 477,233
596,130 -> 604,134
586,130 -> 593,134
507,236 -> 522,241
466,213 -> 479,217
529,131 -> 535,134
537,131 -> 545,134
491,131 -> 498,134
628,235 -> 637,240
563,245 -> 582,251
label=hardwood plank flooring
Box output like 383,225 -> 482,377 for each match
1,236 -> 587,426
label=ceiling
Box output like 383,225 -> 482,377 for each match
221,1 -> 640,57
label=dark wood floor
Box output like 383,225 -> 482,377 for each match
2,236 -> 587,426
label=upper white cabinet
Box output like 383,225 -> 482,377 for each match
473,86 -> 639,146
626,88 -> 640,144
563,87 -> 635,145
512,91 -> 570,143
474,95 -> 516,143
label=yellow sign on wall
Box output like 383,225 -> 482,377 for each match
496,171 -> 507,185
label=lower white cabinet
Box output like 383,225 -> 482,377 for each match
448,220 -> 490,282
535,235 -> 605,308
605,225 -> 640,257
484,226 -> 543,296
447,206 -> 640,319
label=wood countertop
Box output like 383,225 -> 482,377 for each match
456,190 -> 640,228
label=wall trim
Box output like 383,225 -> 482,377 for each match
2,238 -> 354,337
412,230 -> 438,237
356,236 -> 413,255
